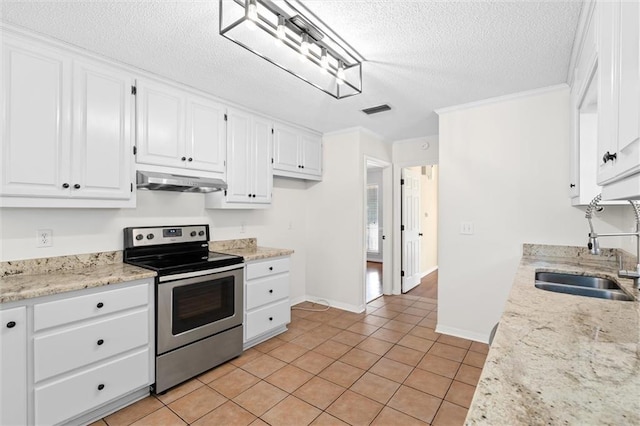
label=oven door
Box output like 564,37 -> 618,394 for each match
156,265 -> 243,355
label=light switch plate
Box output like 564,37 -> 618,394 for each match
460,222 -> 474,235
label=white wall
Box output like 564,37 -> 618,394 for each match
305,128 -> 391,312
437,86 -> 631,343
393,136 -> 439,165
0,177 -> 310,302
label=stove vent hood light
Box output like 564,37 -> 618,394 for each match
136,171 -> 227,193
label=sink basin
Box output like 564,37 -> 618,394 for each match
534,272 -> 620,289
534,272 -> 633,301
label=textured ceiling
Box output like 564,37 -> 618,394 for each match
0,0 -> 582,141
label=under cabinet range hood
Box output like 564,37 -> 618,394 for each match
136,171 -> 227,193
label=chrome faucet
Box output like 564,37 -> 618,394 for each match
586,194 -> 640,289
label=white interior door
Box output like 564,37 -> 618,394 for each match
401,168 -> 421,292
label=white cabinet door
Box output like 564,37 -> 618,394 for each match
272,121 -> 322,180
226,108 -> 253,202
71,60 -> 133,200
300,132 -> 322,177
252,116 -> 273,204
222,109 -> 272,205
186,95 -> 226,173
136,78 -> 185,169
597,0 -> 640,186
0,307 -> 27,426
1,37 -> 71,198
616,0 -> 639,154
273,124 -> 300,173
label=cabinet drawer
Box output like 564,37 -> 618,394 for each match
245,299 -> 290,341
35,348 -> 149,426
34,309 -> 149,382
34,283 -> 148,331
246,257 -> 290,280
246,274 -> 289,310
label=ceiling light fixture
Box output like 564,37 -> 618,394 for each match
246,0 -> 258,21
320,47 -> 329,69
276,15 -> 286,40
219,0 -> 364,99
300,33 -> 310,56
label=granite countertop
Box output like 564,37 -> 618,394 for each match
466,244 -> 640,425
0,252 -> 156,304
209,238 -> 294,261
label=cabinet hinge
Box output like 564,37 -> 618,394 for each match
224,114 -> 228,121
401,270 -> 405,277
400,178 -> 405,185
133,146 -> 137,155
130,183 -> 133,192
271,158 -> 274,164
271,128 -> 274,134
401,225 -> 405,231
131,86 -> 137,95
224,189 -> 227,196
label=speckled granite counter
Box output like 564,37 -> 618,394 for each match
209,238 -> 294,261
0,252 -> 156,304
466,244 -> 640,425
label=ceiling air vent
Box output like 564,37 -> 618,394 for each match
361,104 -> 391,115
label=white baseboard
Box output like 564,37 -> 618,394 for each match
420,266 -> 438,279
291,295 -> 365,314
435,324 -> 489,344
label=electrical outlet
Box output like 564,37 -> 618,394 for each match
37,229 -> 53,247
460,222 -> 474,235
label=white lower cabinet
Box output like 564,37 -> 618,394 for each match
244,256 -> 291,348
34,309 -> 149,382
34,349 -> 149,426
0,278 -> 154,426
0,306 -> 28,426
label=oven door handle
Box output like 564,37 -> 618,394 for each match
159,264 -> 245,282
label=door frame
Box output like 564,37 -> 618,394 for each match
363,156 -> 393,302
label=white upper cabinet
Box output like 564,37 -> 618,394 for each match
187,94 -> 226,174
206,108 -> 272,208
273,121 -> 322,180
1,37 -> 71,199
136,79 -> 184,169
596,0 -> 640,198
1,33 -> 135,207
136,78 -> 226,176
72,60 -> 133,200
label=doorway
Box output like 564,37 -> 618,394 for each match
400,165 -> 438,293
364,158 -> 392,303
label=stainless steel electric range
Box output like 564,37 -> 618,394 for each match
123,224 -> 244,393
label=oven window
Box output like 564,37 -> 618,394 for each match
172,277 -> 235,335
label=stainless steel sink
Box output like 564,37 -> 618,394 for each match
534,272 -> 634,301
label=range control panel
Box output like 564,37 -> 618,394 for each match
124,225 -> 209,248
